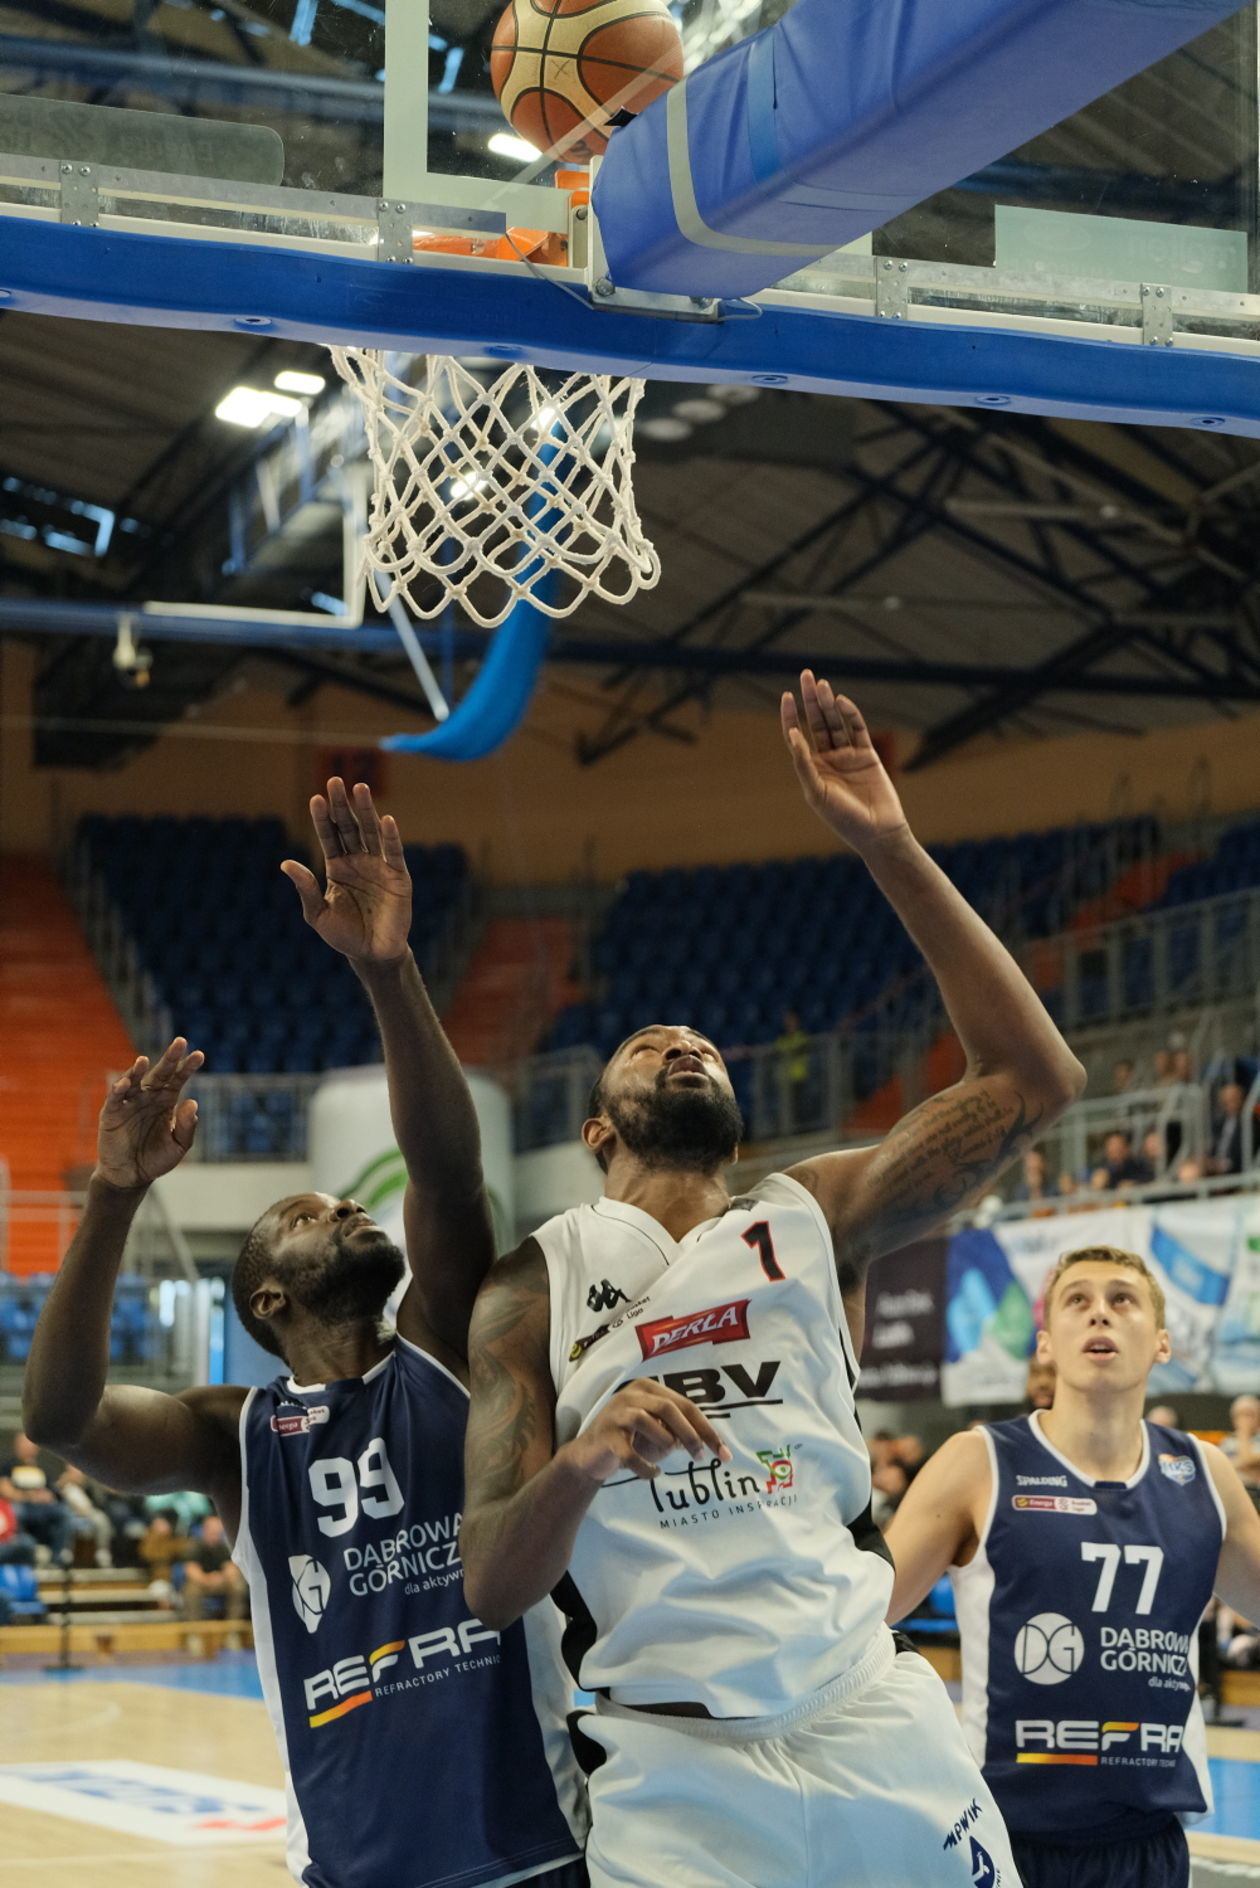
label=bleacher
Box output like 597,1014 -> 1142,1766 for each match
545,817 -> 1158,1065
75,815 -> 470,1151
0,1274 -> 153,1368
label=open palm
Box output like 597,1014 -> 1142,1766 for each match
96,1039 -> 202,1189
781,671 -> 908,854
282,777 -> 412,963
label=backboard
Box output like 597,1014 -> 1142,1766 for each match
0,0 -> 1259,430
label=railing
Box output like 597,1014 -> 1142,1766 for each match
0,1260 -> 219,1389
173,1072 -> 321,1165
1024,886 -> 1260,1033
61,842 -> 171,1052
0,1184 -> 196,1283
1010,1083 -> 1208,1198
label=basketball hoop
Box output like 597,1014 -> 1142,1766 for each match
329,348 -> 661,629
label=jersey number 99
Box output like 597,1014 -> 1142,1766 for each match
308,1438 -> 405,1538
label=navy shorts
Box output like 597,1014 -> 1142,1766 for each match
1012,1819 -> 1188,1888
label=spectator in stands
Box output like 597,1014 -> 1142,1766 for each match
56,1465 -> 113,1567
1176,1154 -> 1206,1186
1152,1049 -> 1174,1089
1148,1403 -> 1179,1427
0,1496 -> 36,1567
1208,1081 -> 1249,1176
1140,1128 -> 1167,1178
871,1458 -> 910,1528
0,1433 -> 70,1565
1090,1128 -> 1153,1193
138,1511 -> 190,1605
894,1434 -> 927,1478
1221,1395 -> 1260,1494
1111,1057 -> 1136,1095
1025,1356 -> 1056,1411
181,1513 -> 247,1624
773,1009 -> 812,1132
1012,1147 -> 1055,1211
1170,1047 -> 1195,1087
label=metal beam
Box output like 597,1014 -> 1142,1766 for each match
9,601 -> 1260,697
0,37 -> 502,128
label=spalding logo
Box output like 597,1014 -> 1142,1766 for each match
636,1298 -> 750,1361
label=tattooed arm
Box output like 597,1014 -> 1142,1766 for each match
784,832 -> 1083,1336
461,1238 -> 729,1629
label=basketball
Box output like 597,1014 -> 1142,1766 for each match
490,0 -> 684,163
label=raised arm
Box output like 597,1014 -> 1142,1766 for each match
23,1041 -> 243,1525
283,777 -> 494,1360
461,1240 -> 729,1629
778,675 -> 1084,1321
882,1429 -> 991,1622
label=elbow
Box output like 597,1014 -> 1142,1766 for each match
22,1406 -> 76,1456
459,1523 -> 523,1633
1049,1053 -> 1089,1113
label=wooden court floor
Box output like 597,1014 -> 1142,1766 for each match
0,1676 -> 288,1885
3,1666 -> 1260,1884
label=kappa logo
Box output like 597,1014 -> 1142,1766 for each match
587,1279 -> 630,1314
289,1556 -> 332,1635
636,1298 -> 751,1361
271,1406 -> 329,1437
1159,1453 -> 1196,1486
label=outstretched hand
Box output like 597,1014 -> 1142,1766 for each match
96,1038 -> 203,1190
781,671 -> 909,855
282,777 -> 412,963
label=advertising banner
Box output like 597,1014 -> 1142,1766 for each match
859,1239 -> 945,1401
941,1199 -> 1245,1405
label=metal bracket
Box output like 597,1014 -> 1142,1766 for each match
375,198 -> 506,263
588,278 -> 722,320
876,258 -> 910,320
1140,282 -> 1174,347
58,162 -> 99,228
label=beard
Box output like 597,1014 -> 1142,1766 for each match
607,1072 -> 744,1173
293,1227 -> 407,1331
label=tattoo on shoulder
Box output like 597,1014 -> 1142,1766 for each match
467,1240 -> 550,1498
873,1086 -> 1043,1239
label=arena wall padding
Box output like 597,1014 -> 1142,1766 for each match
592,0 -> 1254,298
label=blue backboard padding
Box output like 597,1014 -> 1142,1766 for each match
382,594 -> 549,757
3,218 -> 1260,437
594,0 -> 1252,298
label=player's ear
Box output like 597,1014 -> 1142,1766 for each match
1035,1325 -> 1053,1363
250,1282 -> 287,1326
582,1114 -> 613,1166
1154,1326 -> 1172,1365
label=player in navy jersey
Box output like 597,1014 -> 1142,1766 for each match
23,779 -> 586,1888
460,673 -> 1087,1888
887,1242 -> 1260,1888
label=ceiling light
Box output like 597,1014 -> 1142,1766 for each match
274,369 -> 326,396
215,386 -> 304,428
672,397 -> 725,423
638,416 -> 693,442
488,131 -> 541,164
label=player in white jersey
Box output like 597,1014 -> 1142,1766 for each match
461,671 -> 1087,1888
886,1243 -> 1260,1888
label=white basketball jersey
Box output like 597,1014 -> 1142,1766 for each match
537,1171 -> 894,1717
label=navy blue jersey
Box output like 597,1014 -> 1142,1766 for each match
236,1337 -> 584,1888
952,1414 -> 1221,1844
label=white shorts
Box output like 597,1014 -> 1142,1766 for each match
574,1635 -> 1018,1888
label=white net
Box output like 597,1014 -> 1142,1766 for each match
329,350 -> 661,629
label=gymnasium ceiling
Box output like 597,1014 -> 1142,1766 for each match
3,0 -> 1260,771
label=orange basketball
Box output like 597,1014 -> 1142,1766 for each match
490,0 -> 684,163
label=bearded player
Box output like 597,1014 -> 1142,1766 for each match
460,672 -> 1086,1888
887,1242 -> 1260,1888
24,781 -> 586,1888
